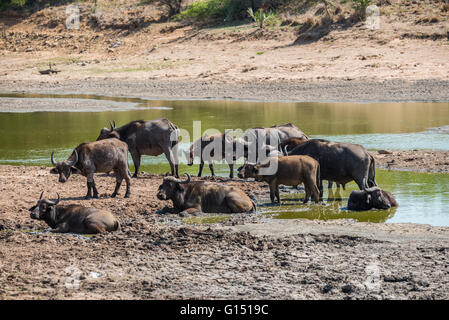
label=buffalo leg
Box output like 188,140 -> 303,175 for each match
164,148 -> 178,178
275,184 -> 280,204
208,163 -> 215,177
198,161 -> 204,177
85,180 -> 92,199
228,163 -> 234,179
111,170 -> 122,198
123,169 -> 131,198
130,150 -> 141,178
318,178 -> 324,200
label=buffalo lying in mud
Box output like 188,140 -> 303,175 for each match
285,139 -> 377,197
348,182 -> 398,211
237,155 -> 320,204
157,174 -> 256,215
50,138 -> 131,199
97,119 -> 179,178
29,192 -> 120,234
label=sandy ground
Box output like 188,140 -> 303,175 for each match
0,165 -> 448,300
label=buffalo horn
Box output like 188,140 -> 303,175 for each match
48,193 -> 60,206
66,150 -> 78,166
180,173 -> 191,184
51,152 -> 57,166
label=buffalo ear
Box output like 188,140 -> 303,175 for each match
50,168 -> 58,174
29,205 -> 37,212
71,167 -> 81,174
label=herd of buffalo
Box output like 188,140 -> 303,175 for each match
29,118 -> 398,234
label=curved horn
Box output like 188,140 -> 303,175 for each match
67,150 -> 78,166
109,121 -> 114,130
113,120 -> 116,129
179,173 -> 191,184
39,191 -> 44,200
51,152 -> 57,166
47,193 -> 60,206
283,145 -> 289,156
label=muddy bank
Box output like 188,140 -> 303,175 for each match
0,97 -> 141,112
0,165 -> 448,299
371,150 -> 449,174
1,79 -> 449,103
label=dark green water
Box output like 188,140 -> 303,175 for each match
0,94 -> 448,226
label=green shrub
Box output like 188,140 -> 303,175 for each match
175,0 -> 255,22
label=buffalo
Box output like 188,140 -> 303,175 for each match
285,139 -> 376,197
243,123 -> 308,162
29,192 -> 120,234
281,137 -> 346,191
50,138 -> 131,199
348,182 -> 398,211
238,156 -> 320,204
97,118 -> 179,178
157,174 -> 256,215
185,131 -> 244,179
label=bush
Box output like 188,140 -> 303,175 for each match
140,0 -> 182,17
247,7 -> 280,28
176,0 -> 257,22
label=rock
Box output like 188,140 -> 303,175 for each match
25,47 -> 33,52
378,149 -> 393,154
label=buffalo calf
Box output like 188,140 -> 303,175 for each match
238,155 -> 320,204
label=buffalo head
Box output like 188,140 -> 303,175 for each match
96,121 -> 120,141
29,192 -> 60,220
348,183 -> 398,211
157,174 -> 191,200
50,150 -> 80,183
237,163 -> 259,179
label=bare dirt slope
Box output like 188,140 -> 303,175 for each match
0,0 -> 448,99
0,165 -> 448,300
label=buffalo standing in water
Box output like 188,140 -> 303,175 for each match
285,139 -> 377,197
97,119 -> 179,178
30,192 -> 120,234
50,138 -> 131,199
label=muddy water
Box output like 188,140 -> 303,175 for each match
0,93 -> 448,225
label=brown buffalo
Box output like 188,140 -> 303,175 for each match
157,174 -> 256,215
29,192 -> 120,234
237,155 -> 320,204
50,138 -> 130,199
97,118 -> 179,177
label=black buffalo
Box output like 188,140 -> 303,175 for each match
30,192 -> 120,233
97,118 -> 179,177
286,139 -> 376,197
348,183 -> 398,210
50,138 -> 131,199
